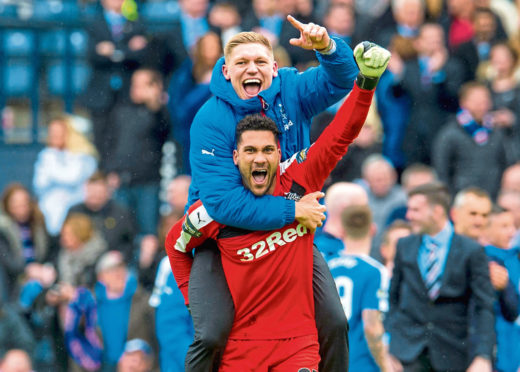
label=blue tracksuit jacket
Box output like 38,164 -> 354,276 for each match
187,37 -> 358,230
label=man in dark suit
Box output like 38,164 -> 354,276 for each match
81,0 -> 149,168
386,182 -> 495,372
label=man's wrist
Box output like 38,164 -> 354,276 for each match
356,73 -> 379,90
315,38 -> 336,55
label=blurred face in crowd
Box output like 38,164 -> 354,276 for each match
380,226 -> 412,265
233,130 -> 281,196
167,176 -> 191,212
179,0 -> 208,18
99,265 -> 128,296
130,70 -> 162,106
415,24 -> 445,56
501,164 -> 520,192
223,43 -> 278,100
460,86 -> 492,123
485,211 -> 516,249
85,180 -> 110,212
451,193 -> 492,241
324,4 -> 355,36
403,171 -> 436,193
60,223 -> 83,251
473,11 -> 496,42
490,44 -> 517,79
118,350 -> 152,372
406,194 -> 441,235
0,350 -> 32,372
394,0 -> 424,29
447,0 -> 474,18
497,192 -> 520,229
209,4 -> 241,29
363,160 -> 396,198
102,0 -> 124,13
253,0 -> 278,17
47,119 -> 67,150
199,33 -> 223,66
6,187 -> 31,224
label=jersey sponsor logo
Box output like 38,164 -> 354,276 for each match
237,223 -> 309,261
182,217 -> 202,238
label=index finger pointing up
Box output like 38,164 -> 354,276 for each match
287,15 -> 305,31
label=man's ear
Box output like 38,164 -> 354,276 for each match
233,149 -> 238,165
272,61 -> 279,78
223,64 -> 231,80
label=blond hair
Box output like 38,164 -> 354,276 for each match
49,115 -> 98,158
224,32 -> 273,60
63,213 -> 94,243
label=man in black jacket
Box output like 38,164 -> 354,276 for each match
387,182 -> 495,372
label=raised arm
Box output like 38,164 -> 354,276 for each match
285,15 -> 359,118
286,42 -> 390,191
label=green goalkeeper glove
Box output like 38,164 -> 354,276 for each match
353,41 -> 391,89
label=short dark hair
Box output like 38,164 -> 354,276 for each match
408,182 -> 451,214
341,204 -> 372,239
235,114 -> 280,145
381,219 -> 411,245
490,203 -> 508,216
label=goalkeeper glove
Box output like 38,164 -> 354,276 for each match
353,41 -> 391,89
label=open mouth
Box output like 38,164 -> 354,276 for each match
243,79 -> 261,97
252,169 -> 267,184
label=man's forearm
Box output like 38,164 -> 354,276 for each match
363,310 -> 389,372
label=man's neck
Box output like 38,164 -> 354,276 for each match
342,236 -> 371,255
323,219 -> 343,240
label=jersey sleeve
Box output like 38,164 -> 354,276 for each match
361,265 -> 389,312
164,201 -> 221,305
284,83 -> 374,191
294,37 -> 359,119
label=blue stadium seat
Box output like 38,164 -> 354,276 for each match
40,29 -> 87,57
0,2 -> 18,18
4,61 -> 33,96
46,60 -> 91,96
140,1 -> 180,23
31,0 -> 80,22
2,30 -> 35,57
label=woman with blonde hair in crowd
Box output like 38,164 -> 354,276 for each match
33,116 -> 98,240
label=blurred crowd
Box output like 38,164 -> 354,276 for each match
1,0 -> 520,370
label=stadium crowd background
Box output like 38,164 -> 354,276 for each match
0,0 -> 520,371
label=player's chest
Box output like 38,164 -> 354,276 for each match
218,222 -> 311,263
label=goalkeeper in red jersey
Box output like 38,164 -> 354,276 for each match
165,42 -> 390,371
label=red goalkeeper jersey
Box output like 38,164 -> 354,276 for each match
165,83 -> 374,340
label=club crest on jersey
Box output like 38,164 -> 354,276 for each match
182,217 -> 202,238
296,148 -> 308,163
284,181 -> 306,201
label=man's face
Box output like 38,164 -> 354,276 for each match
85,181 -> 110,211
233,130 -> 281,196
460,86 -> 492,122
364,162 -> 395,198
486,212 -> 516,249
223,43 -> 278,100
406,194 -> 437,234
380,227 -> 411,264
452,194 -> 492,241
